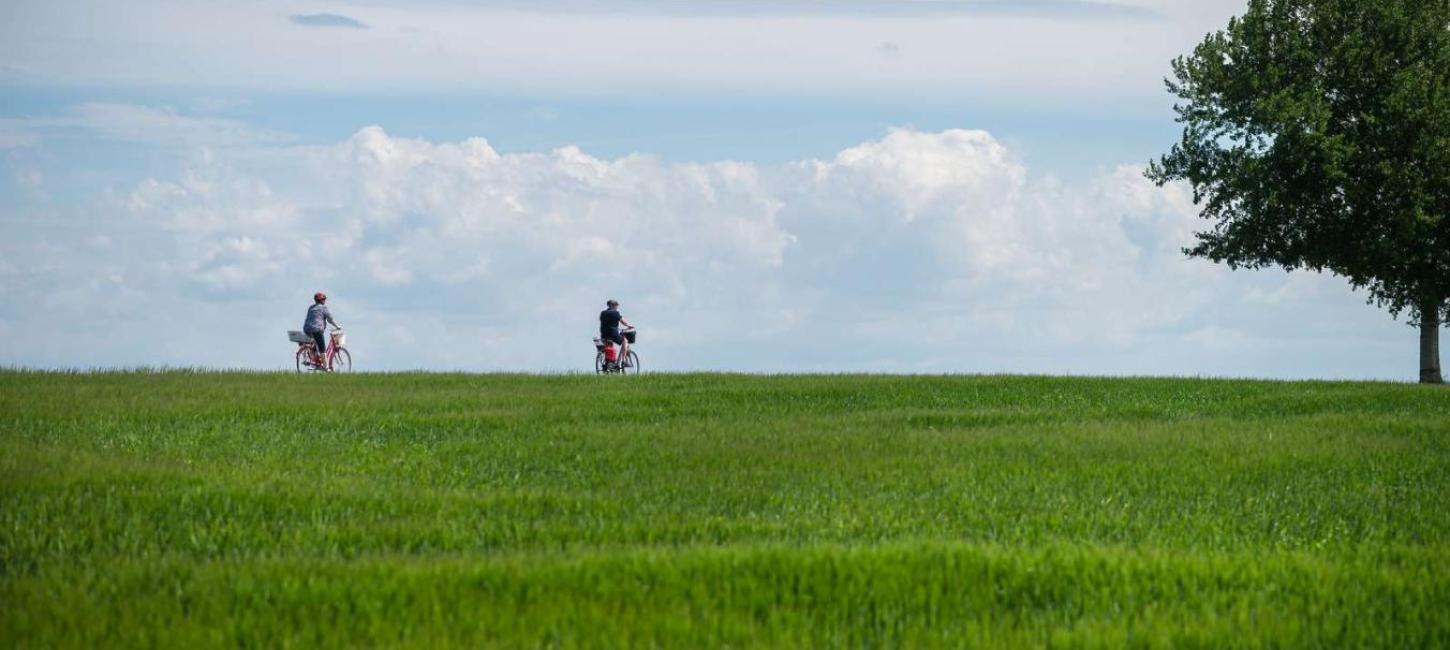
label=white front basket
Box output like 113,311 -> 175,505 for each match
332,332 -> 347,346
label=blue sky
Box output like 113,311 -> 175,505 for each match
0,0 -> 1431,378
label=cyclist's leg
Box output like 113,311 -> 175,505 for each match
309,330 -> 327,363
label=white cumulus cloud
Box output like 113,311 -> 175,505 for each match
0,122 -> 1417,377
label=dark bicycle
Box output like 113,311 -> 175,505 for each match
593,327 -> 639,374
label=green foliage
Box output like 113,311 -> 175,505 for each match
3,371 -> 1449,647
1148,0 -> 1450,319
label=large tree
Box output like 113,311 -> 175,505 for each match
1149,0 -> 1449,383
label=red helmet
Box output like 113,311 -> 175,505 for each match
314,292 -> 327,303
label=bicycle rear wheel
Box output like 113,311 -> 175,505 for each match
331,347 -> 352,372
595,351 -> 607,373
295,347 -> 309,373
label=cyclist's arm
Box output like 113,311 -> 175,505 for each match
621,318 -> 632,329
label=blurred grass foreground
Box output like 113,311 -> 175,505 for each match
2,371 -> 1447,647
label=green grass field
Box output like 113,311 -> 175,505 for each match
2,371 -> 1448,648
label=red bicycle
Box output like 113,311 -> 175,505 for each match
288,329 -> 351,372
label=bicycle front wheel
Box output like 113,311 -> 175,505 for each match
622,350 -> 639,374
331,348 -> 352,372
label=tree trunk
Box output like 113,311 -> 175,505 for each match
1422,303 -> 1443,384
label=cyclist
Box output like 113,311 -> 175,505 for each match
599,299 -> 633,367
303,292 -> 341,368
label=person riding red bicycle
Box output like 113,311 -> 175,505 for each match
303,292 -> 341,368
599,299 -> 633,367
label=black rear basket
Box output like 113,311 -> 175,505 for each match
623,330 -> 637,344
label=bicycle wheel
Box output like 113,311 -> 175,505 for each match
331,347 -> 352,372
622,350 -> 640,374
295,347 -> 308,373
595,351 -> 607,373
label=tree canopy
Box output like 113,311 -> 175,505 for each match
1149,0 -> 1450,381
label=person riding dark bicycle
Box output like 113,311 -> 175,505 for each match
599,299 -> 633,367
303,292 -> 341,367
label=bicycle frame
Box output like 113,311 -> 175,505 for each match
295,329 -> 348,372
594,328 -> 639,374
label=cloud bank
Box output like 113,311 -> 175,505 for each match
0,0 -> 1245,107
0,119 -> 1411,376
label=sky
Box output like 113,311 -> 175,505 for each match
0,0 -> 1433,378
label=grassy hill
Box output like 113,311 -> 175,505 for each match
2,371 -> 1448,647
